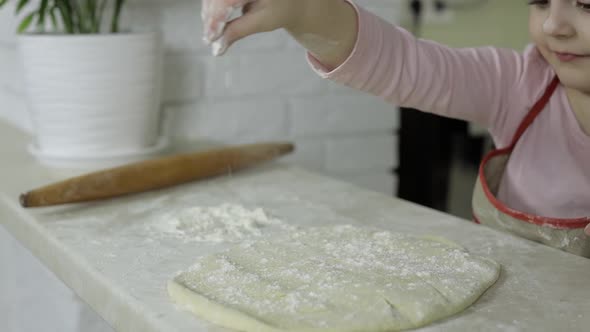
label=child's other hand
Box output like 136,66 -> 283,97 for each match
585,224 -> 590,236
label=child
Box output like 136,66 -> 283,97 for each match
202,0 -> 590,257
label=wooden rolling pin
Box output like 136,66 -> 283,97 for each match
20,142 -> 294,208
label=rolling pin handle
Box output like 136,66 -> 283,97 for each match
19,193 -> 29,208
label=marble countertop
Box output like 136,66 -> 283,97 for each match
1,120 -> 589,332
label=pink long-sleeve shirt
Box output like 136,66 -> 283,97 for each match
309,3 -> 590,219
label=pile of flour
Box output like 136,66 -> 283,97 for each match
152,203 -> 293,243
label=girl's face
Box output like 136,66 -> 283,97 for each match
529,0 -> 590,93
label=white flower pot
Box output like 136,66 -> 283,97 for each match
18,33 -> 167,168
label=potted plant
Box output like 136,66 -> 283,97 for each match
0,0 -> 166,168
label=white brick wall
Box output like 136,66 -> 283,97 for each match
0,1 -> 406,330
289,93 -> 400,136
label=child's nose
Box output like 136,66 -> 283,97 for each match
542,7 -> 575,38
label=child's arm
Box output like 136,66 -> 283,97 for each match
202,0 -> 357,69
203,0 -> 552,140
311,3 -> 535,131
314,2 -> 556,147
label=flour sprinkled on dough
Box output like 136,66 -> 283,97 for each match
169,225 -> 500,331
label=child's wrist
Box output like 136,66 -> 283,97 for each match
286,0 -> 358,69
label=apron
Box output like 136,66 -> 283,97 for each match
472,76 -> 590,257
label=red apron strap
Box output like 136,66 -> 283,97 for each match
507,76 -> 559,148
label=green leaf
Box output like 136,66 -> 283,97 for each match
80,0 -> 95,33
16,0 -> 29,14
55,0 -> 74,33
18,11 -> 36,33
97,0 -> 108,33
86,0 -> 98,33
37,0 -> 49,27
49,5 -> 59,31
111,0 -> 125,33
0,0 -> 8,9
70,0 -> 86,33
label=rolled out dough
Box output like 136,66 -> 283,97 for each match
168,225 -> 500,331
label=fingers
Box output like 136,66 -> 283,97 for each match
202,0 -> 254,43
210,1 -> 273,56
202,0 -> 250,23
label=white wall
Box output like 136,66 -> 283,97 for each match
0,1 -> 405,331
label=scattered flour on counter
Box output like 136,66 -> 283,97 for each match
151,203 -> 294,243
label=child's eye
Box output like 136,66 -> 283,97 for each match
527,0 -> 549,8
576,1 -> 590,10
527,0 -> 549,5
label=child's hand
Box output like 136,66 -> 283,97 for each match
202,0 -> 305,55
585,224 -> 590,236
201,0 -> 358,69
